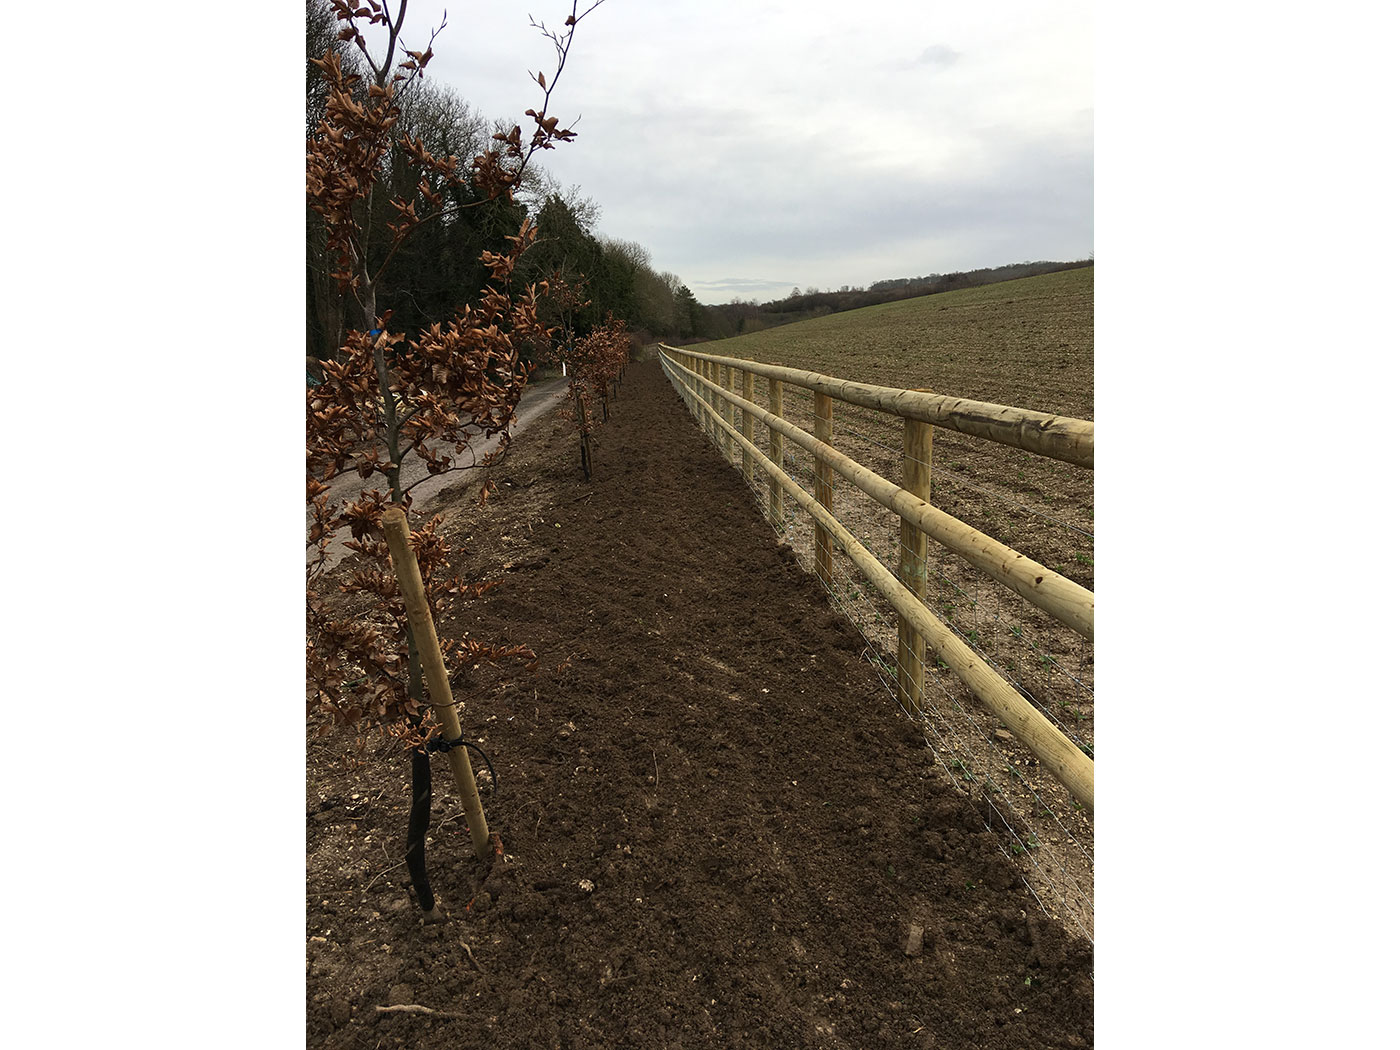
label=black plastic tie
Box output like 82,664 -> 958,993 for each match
422,736 -> 498,798
425,733 -> 468,753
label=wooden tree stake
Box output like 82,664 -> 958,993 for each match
380,506 -> 493,864
897,417 -> 933,715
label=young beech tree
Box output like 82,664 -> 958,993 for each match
559,315 -> 630,479
307,0 -> 603,917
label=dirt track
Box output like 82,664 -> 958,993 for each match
306,359 -> 1093,1049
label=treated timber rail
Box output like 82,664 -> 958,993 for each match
664,347 -> 1094,468
659,344 -> 1095,813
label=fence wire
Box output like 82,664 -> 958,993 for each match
661,352 -> 1095,942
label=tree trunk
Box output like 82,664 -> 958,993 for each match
573,390 -> 592,480
307,215 -> 347,359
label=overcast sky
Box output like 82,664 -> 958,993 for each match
382,0 -> 1093,305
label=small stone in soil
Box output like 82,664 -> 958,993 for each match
904,924 -> 925,957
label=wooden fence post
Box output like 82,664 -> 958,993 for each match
742,370 -> 755,483
380,506 -> 494,864
769,378 -> 784,523
710,361 -> 720,443
721,364 -> 734,460
814,391 -> 834,590
897,416 -> 934,715
700,364 -> 711,442
697,358 -> 706,430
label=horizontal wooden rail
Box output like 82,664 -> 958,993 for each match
659,343 -> 1093,468
671,351 -> 1094,640
660,352 -> 1094,811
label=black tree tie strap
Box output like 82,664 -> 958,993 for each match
426,733 -> 468,754
424,735 -> 498,798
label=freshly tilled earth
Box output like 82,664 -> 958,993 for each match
306,359 -> 1093,1049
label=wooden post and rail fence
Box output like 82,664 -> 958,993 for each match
658,344 -> 1095,813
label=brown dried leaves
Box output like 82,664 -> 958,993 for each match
306,0 -> 594,744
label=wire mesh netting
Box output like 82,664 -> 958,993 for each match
661,351 -> 1094,942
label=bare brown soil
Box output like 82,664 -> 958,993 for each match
685,270 -> 1095,938
307,360 -> 1093,1048
689,380 -> 1096,940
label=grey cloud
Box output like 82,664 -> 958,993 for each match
688,277 -> 797,303
690,277 -> 792,294
914,44 -> 960,70
538,89 -> 1091,306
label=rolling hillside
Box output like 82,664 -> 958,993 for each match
700,267 -> 1094,422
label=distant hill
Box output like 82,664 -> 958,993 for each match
695,259 -> 1093,341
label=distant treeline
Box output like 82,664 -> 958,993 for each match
690,259 -> 1095,342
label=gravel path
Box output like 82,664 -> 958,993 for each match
310,375 -> 570,569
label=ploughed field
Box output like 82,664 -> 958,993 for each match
306,355 -> 1094,1048
685,268 -> 1096,940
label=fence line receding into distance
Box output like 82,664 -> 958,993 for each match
658,342 -> 1096,939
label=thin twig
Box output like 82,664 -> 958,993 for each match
460,940 -> 491,991
364,858 -> 408,893
374,1003 -> 472,1020
401,455 -> 483,495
